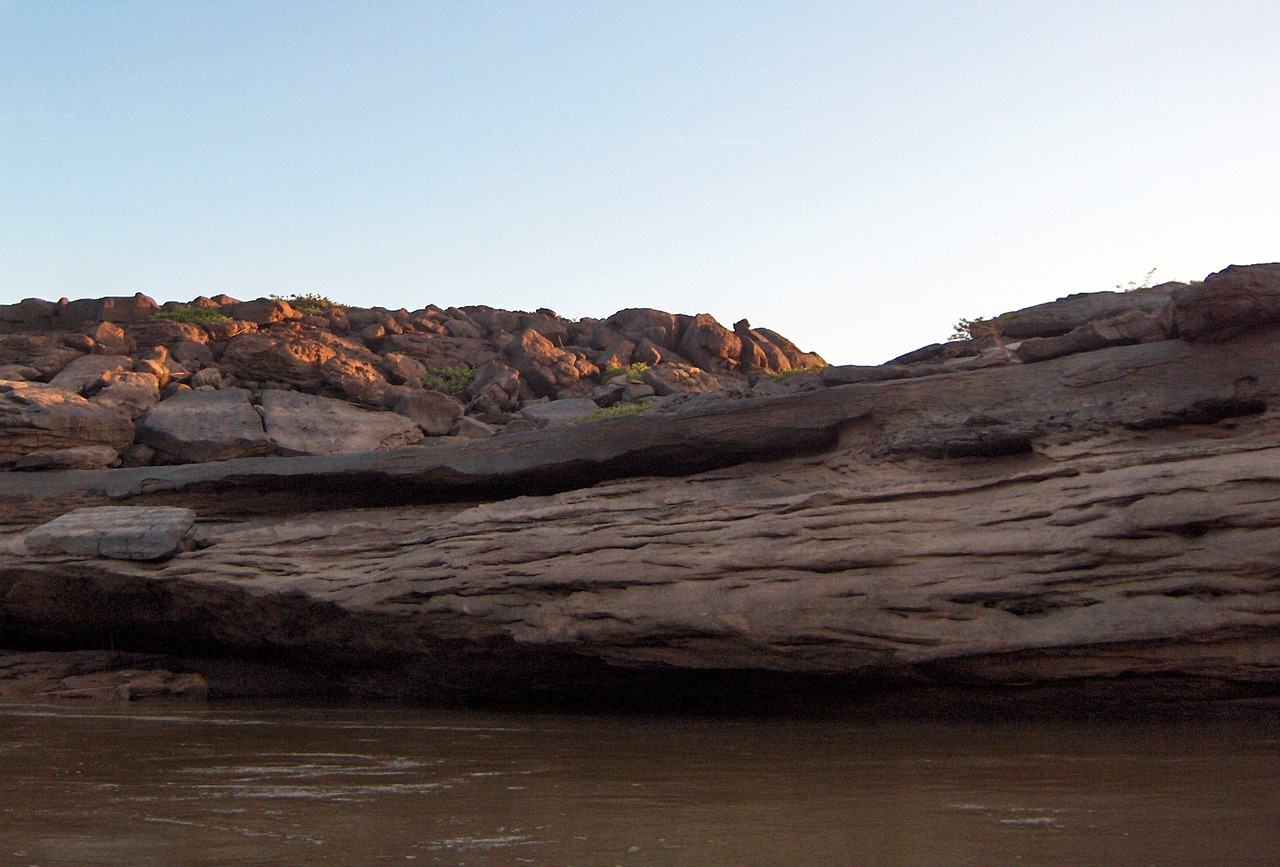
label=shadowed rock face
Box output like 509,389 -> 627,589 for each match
2,264 -> 1280,712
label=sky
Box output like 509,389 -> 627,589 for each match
2,0 -> 1277,365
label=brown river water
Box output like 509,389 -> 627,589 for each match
1,702 -> 1277,866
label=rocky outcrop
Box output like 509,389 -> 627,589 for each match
2,264 -> 1280,713
0,294 -> 823,469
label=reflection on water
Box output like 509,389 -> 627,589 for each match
1,702 -> 1277,865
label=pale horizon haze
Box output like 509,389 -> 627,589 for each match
2,0 -> 1277,364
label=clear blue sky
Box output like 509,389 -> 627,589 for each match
2,0 -> 1276,364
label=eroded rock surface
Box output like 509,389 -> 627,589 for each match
3,263 -> 1280,712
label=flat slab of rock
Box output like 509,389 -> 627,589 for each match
25,506 -> 197,561
520,398 -> 601,428
260,389 -> 424,455
137,387 -> 270,463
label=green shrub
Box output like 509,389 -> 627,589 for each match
600,362 -> 649,383
272,293 -> 343,315
153,306 -> 231,324
768,364 -> 825,381
421,366 -> 476,394
576,403 -> 652,423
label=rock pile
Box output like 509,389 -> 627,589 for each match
0,294 -> 824,468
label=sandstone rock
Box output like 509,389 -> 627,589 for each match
504,329 -> 598,399
13,445 -> 119,471
677,313 -> 743,373
1168,263 -> 1280,341
220,298 -> 299,325
0,364 -> 41,381
607,308 -> 681,349
55,294 -> 158,328
82,321 -> 130,354
452,416 -> 497,439
260,389 -> 424,456
392,390 -> 465,437
0,298 -> 59,332
24,506 -> 196,561
382,352 -> 428,385
126,317 -> 207,351
994,288 -> 1173,340
137,388 -> 270,463
520,398 -> 601,428
169,339 -> 214,368
320,353 -> 389,405
48,350 -> 133,391
594,340 -> 637,370
90,371 -> 161,420
640,361 -> 720,396
219,332 -> 361,389
188,368 -> 224,389
0,381 -> 136,465
1015,310 -> 1168,364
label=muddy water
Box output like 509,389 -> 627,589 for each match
0,703 -> 1277,866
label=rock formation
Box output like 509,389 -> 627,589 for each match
0,295 -> 824,469
2,265 -> 1279,714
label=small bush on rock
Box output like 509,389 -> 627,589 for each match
601,362 -> 649,382
769,364 -> 825,381
272,293 -> 343,315
576,403 -> 652,423
154,306 -> 232,324
421,366 -> 475,394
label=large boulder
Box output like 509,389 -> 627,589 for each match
219,298 -> 299,325
1168,263 -> 1280,341
503,329 -> 598,398
0,381 -> 135,465
137,388 -> 270,463
219,331 -> 378,390
259,389 -> 424,456
90,371 -> 162,420
391,390 -> 465,437
47,354 -> 133,394
677,314 -> 742,373
54,294 -> 159,329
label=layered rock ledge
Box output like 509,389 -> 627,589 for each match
3,264 -> 1280,714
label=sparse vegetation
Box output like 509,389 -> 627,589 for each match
1117,267 -> 1159,292
950,316 -> 1013,360
600,362 -> 649,382
272,293 -> 343,315
576,403 -> 651,423
769,364 -> 825,381
153,306 -> 231,325
421,366 -> 476,394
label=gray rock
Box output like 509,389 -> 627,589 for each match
519,398 -> 602,429
137,388 -> 270,463
452,415 -> 497,439
24,506 -> 196,561
260,389 -> 424,456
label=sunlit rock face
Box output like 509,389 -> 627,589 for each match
1,263 -> 1280,712
0,294 -> 824,469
